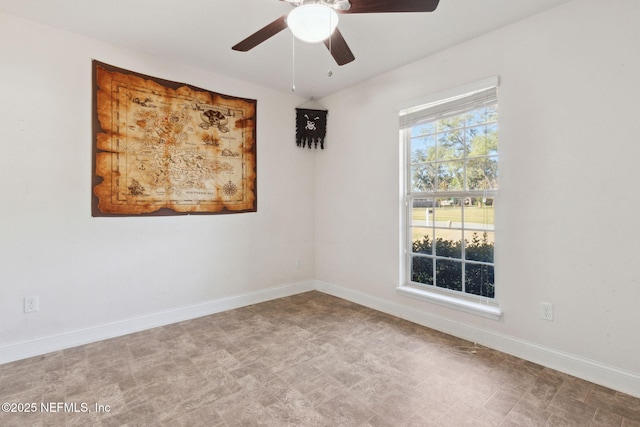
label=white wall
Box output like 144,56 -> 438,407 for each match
316,0 -> 640,394
0,13 -> 315,354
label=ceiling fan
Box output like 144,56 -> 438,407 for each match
232,0 -> 440,66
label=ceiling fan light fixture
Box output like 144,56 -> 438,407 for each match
287,4 -> 339,44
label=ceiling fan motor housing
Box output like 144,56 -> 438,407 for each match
283,0 -> 351,11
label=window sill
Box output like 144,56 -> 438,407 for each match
396,285 -> 502,320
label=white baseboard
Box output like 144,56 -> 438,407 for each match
0,281 -> 315,365
3,278 -> 639,399
314,279 -> 640,399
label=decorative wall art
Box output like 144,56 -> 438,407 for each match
296,103 -> 327,149
92,61 -> 257,216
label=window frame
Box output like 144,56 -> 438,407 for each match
397,78 -> 502,320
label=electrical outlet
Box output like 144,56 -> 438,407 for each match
24,296 -> 39,313
540,302 -> 553,321
295,258 -> 302,269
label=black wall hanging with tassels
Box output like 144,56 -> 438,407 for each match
296,108 -> 327,149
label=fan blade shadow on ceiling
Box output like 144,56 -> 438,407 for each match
232,15 -> 288,51
324,28 -> 355,66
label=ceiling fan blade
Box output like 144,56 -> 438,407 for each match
232,16 -> 288,52
324,28 -> 355,66
345,0 -> 440,14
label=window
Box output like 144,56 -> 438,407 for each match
400,79 -> 499,308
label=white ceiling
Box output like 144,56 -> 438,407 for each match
0,0 -> 572,98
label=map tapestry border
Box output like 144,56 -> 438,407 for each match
92,61 -> 257,216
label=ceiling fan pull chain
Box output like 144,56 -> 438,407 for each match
291,34 -> 296,92
328,7 -> 332,53
327,7 -> 333,78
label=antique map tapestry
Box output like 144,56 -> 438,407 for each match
92,61 -> 257,216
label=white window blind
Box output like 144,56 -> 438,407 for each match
400,77 -> 499,129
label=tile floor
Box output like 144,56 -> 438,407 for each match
1,291 -> 639,426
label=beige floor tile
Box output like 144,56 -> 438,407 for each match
0,291 -> 639,427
